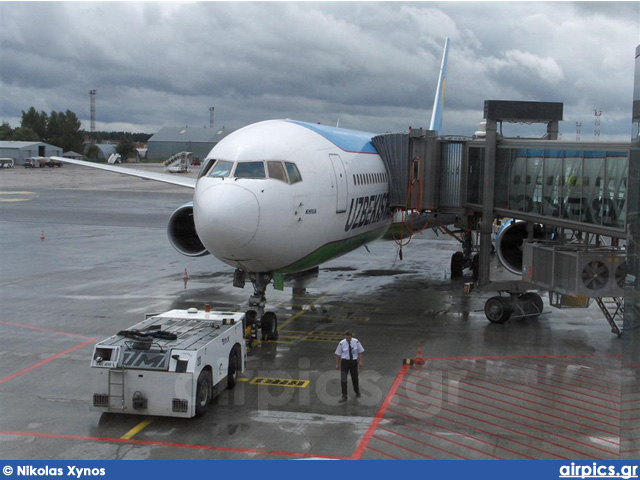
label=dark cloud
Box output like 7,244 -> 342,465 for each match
0,2 -> 636,140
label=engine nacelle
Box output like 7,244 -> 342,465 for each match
495,219 -> 543,275
167,202 -> 209,257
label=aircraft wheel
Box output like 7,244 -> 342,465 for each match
484,296 -> 513,324
195,369 -> 212,417
227,347 -> 239,389
471,254 -> 480,281
518,292 -> 543,318
261,312 -> 278,341
450,252 -> 464,279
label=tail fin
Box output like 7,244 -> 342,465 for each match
428,37 -> 450,133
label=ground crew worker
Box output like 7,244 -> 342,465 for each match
335,331 -> 364,403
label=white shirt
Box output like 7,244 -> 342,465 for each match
335,338 -> 364,360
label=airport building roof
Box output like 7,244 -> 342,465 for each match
149,126 -> 230,143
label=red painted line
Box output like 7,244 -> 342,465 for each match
413,367 -> 621,425
0,321 -> 97,341
366,445 -> 401,460
0,340 -> 96,385
392,398 -> 569,460
351,363 -> 408,460
371,434 -> 436,460
0,431 -> 348,459
527,357 -> 622,391
506,358 -> 621,401
440,359 -> 620,404
396,388 -> 617,458
407,372 -> 619,437
378,426 -> 471,460
422,353 -> 611,362
387,407 -> 535,460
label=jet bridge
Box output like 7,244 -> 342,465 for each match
373,100 -> 630,335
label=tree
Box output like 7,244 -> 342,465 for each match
12,127 -> 40,141
0,122 -> 13,140
116,135 -> 134,159
86,144 -> 100,160
20,107 -> 48,140
47,110 -> 84,152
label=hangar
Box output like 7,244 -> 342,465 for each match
146,126 -> 232,163
0,141 -> 62,165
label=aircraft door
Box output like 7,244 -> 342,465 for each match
329,154 -> 348,213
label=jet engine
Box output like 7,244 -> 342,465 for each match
167,202 -> 209,257
495,219 -> 543,275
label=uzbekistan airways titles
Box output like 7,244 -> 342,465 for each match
344,193 -> 391,232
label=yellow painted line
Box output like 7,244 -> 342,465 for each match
237,377 -> 250,382
0,191 -> 36,202
278,330 -> 309,334
120,420 -> 152,440
276,309 -> 307,330
249,377 -> 310,388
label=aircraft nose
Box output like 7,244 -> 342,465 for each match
194,183 -> 260,254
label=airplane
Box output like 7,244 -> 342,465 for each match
53,38 -> 451,340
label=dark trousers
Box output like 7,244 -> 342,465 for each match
340,359 -> 359,396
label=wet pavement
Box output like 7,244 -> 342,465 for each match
0,165 -> 629,459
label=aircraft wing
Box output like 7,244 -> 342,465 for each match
50,157 -> 196,189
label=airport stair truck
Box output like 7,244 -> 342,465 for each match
90,308 -> 247,418
163,152 -> 192,173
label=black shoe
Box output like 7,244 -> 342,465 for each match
338,396 -> 347,403
356,393 -> 361,398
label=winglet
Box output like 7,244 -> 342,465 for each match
428,37 -> 450,133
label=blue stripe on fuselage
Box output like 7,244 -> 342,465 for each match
287,120 -> 378,154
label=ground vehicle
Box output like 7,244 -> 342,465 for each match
23,157 -> 45,168
90,308 -> 247,418
23,157 -> 62,168
0,158 -> 14,168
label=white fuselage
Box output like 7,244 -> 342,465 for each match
193,120 -> 391,273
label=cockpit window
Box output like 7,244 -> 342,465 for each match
198,158 -> 215,178
208,160 -> 234,177
285,162 -> 302,184
234,161 -> 266,179
267,161 -> 288,183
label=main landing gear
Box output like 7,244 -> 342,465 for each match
235,270 -> 279,342
484,291 -> 544,324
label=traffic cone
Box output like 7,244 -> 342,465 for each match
40,230 -> 45,242
415,343 -> 425,365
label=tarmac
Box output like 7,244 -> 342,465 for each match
0,163 -> 636,460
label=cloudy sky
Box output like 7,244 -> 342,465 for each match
1,1 -> 638,141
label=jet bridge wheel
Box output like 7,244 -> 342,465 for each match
518,292 -> 544,318
195,369 -> 212,417
484,296 -> 513,324
261,312 -> 278,341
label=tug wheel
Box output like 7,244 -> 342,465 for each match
195,370 -> 212,417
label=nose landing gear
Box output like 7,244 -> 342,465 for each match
237,270 -> 279,343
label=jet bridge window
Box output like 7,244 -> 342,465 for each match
285,162 -> 302,184
208,160 -> 234,178
235,161 -> 266,179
